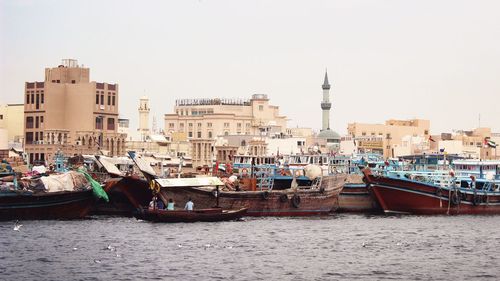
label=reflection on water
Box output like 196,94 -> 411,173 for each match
1,214 -> 499,281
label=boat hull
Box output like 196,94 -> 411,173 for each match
160,175 -> 346,216
0,189 -> 95,220
362,169 -> 500,215
134,207 -> 247,223
338,183 -> 381,213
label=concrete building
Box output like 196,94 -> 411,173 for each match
23,59 -> 126,164
347,119 -> 430,158
164,94 -> 287,140
0,103 -> 24,143
431,128 -> 499,159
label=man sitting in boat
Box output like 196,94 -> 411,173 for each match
184,198 -> 194,211
157,198 -> 165,210
149,196 -> 157,210
167,198 -> 175,210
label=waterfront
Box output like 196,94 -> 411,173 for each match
1,215 -> 499,281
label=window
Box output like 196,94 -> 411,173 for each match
197,132 -> 202,138
96,94 -> 99,105
207,123 -> 212,127
188,132 -> 193,138
40,116 -> 44,125
107,118 -> 115,130
237,123 -> 242,128
224,123 -> 229,128
35,116 -> 39,128
189,123 -> 193,128
26,94 -> 29,104
25,132 -> 33,144
169,123 -> 175,128
71,80 -> 76,84
224,131 -> 229,136
424,130 -> 429,135
36,94 -> 39,109
41,93 -> 44,104
26,117 -> 34,129
208,131 -> 213,138
107,95 -> 111,106
197,123 -> 202,127
0,114 -> 2,120
112,95 -> 115,106
259,105 -> 264,111
100,95 -> 104,105
95,117 -> 103,130
246,123 -> 250,127
56,80 -> 60,83
362,132 -> 366,136
31,93 -> 34,104
180,123 -> 184,128
386,133 -> 391,139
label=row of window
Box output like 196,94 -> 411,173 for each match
177,109 -> 215,116
26,91 -> 45,109
95,117 -> 115,130
95,91 -> 116,106
26,116 -> 44,129
168,122 -> 250,128
25,131 -> 44,144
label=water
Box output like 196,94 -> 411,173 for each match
1,214 -> 499,281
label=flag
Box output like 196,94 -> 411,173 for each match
429,136 -> 436,142
486,139 -> 497,148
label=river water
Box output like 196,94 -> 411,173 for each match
1,214 -> 499,281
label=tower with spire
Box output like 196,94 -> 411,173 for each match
321,71 -> 331,131
138,96 -> 150,141
317,70 -> 340,149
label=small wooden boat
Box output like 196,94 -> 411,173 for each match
134,207 -> 247,223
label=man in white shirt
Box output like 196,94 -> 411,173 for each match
184,198 -> 194,211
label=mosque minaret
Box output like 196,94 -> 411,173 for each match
321,71 -> 331,131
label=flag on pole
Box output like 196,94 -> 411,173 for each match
485,138 -> 497,148
429,136 -> 436,142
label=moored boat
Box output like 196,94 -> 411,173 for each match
362,168 -> 500,215
134,207 -> 247,223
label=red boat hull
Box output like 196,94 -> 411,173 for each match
362,169 -> 500,215
0,189 -> 95,220
159,175 -> 346,216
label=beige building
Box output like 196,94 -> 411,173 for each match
347,119 -> 430,158
0,104 -> 24,143
24,59 -> 126,164
164,94 -> 287,140
431,128 -> 499,159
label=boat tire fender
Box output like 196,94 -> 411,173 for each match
319,186 -> 325,194
291,194 -> 301,208
261,191 -> 270,200
473,193 -> 481,206
279,194 -> 288,203
451,191 -> 461,206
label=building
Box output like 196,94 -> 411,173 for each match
164,94 -> 287,140
431,128 -> 499,159
23,59 -> 126,164
347,119 -> 430,158
0,103 -> 24,143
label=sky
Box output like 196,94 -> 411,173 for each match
1,0 -> 499,135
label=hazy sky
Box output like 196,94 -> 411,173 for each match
1,0 -> 499,135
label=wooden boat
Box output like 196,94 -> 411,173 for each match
129,151 -> 346,216
0,189 -> 95,220
134,207 -> 247,223
362,168 -> 500,215
157,175 -> 345,216
338,183 -> 381,212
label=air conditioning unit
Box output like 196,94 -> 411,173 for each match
76,141 -> 82,145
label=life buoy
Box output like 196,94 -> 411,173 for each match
473,193 -> 481,206
261,191 -> 270,200
451,191 -> 460,206
294,170 -> 301,178
291,194 -> 301,208
279,194 -> 288,203
242,168 -> 248,175
280,169 -> 286,176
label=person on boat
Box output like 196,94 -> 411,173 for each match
184,198 -> 194,211
157,198 -> 165,209
149,196 -> 157,210
167,198 -> 175,210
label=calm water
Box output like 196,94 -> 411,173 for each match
1,214 -> 499,281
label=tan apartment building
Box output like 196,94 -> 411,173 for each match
347,119 -> 430,158
164,94 -> 287,139
0,104 -> 24,143
431,127 -> 499,159
24,59 -> 126,164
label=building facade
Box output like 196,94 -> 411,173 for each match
23,59 -> 126,164
164,94 -> 287,140
347,119 -> 430,158
0,104 -> 24,143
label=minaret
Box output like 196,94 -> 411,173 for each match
138,96 -> 150,140
320,71 -> 331,131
